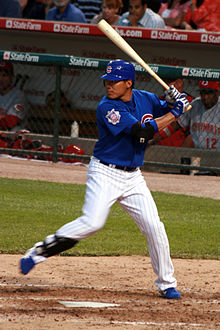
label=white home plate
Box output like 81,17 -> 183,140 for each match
59,301 -> 120,308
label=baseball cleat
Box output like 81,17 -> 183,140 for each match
159,287 -> 181,299
20,248 -> 36,275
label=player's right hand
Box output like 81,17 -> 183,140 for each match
171,97 -> 189,118
164,85 -> 181,105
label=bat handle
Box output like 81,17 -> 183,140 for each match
186,104 -> 192,111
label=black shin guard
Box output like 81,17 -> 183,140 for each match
35,235 -> 78,258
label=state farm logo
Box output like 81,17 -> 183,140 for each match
54,24 -> 60,32
201,34 -> 208,42
151,31 -> 158,39
182,67 -> 189,76
6,20 -> 13,28
3,51 -> 11,60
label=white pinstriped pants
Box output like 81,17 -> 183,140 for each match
56,157 -> 177,290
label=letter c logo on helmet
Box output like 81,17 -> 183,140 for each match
100,60 -> 135,84
106,65 -> 112,74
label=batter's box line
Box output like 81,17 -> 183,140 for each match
0,282 -> 151,292
111,320 -> 214,328
0,283 -> 218,299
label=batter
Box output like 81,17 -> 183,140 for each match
20,60 -> 189,299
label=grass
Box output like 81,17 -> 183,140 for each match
1,177 -> 219,259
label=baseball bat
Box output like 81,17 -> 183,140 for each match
98,19 -> 191,109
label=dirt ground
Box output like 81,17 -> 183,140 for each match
0,157 -> 220,329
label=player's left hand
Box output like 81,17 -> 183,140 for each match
171,96 -> 189,118
164,85 -> 181,106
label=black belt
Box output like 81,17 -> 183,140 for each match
100,160 -> 137,172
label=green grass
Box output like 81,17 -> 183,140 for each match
1,177 -> 219,259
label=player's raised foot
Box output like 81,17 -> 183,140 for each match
20,247 -> 36,275
159,287 -> 181,299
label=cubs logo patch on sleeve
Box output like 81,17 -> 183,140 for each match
106,108 -> 121,125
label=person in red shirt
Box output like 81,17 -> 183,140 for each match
158,0 -> 191,29
182,0 -> 220,32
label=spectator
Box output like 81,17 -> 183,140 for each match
146,0 -> 161,13
20,0 -> 49,19
118,0 -> 166,28
91,0 -> 123,25
43,0 -> 56,15
0,62 -> 29,132
73,0 -> 102,23
182,0 -> 220,32
46,0 -> 86,22
151,78 -> 193,147
158,0 -> 191,29
0,0 -> 22,18
121,0 -> 129,14
178,80 -> 220,149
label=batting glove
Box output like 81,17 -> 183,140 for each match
164,85 -> 181,105
171,97 -> 189,118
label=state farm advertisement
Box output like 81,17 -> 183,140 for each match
0,18 -> 219,44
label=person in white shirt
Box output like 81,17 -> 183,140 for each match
118,0 -> 166,28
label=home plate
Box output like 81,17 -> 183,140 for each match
59,301 -> 120,308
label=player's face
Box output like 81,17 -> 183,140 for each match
129,0 -> 146,21
200,89 -> 219,109
0,70 -> 13,95
104,80 -> 132,101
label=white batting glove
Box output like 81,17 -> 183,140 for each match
164,85 -> 181,105
171,97 -> 190,118
179,94 -> 190,113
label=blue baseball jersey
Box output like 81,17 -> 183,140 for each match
93,89 -> 170,167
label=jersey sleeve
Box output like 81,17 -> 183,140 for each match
148,92 -> 170,117
97,102 -> 138,136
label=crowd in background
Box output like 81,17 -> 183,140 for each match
0,0 -> 219,32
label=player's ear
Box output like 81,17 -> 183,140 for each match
126,80 -> 133,88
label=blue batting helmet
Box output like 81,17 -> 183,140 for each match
100,60 -> 135,83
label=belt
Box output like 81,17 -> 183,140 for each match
100,160 -> 137,172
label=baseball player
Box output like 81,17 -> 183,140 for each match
20,60 -> 189,299
0,61 -> 28,132
178,80 -> 220,149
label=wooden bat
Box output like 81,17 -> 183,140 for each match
98,19 -> 191,109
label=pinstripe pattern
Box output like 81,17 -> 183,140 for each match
56,157 -> 177,290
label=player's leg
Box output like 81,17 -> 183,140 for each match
118,170 -> 180,299
20,158 -> 124,275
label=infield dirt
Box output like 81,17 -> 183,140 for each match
0,157 -> 219,329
